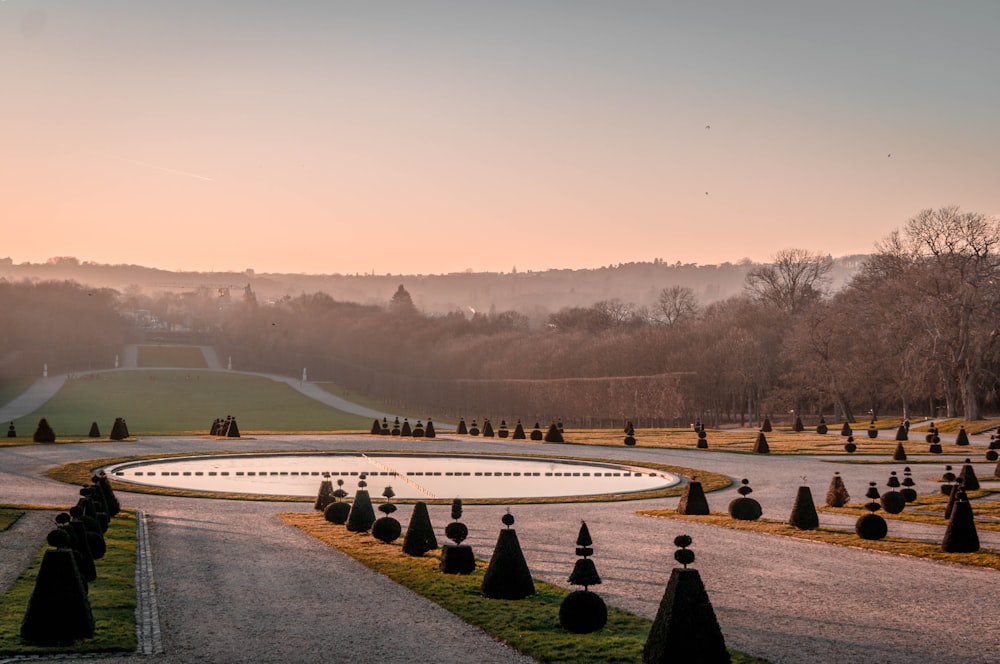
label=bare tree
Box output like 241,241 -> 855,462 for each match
652,285 -> 700,325
745,248 -> 833,314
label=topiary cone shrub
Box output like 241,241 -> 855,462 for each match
855,482 -> 888,540
892,442 -> 907,461
314,476 -> 334,511
93,471 -> 120,517
895,425 -> 908,441
20,529 -> 95,646
793,415 -> 804,432
544,422 -> 564,443
425,419 -> 436,438
761,416 -> 772,433
33,417 -> 56,443
402,501 -> 438,557
512,420 -> 526,440
676,481 -> 710,515
840,422 -> 852,436
456,418 -> 468,435
441,498 -> 474,574
225,417 -> 240,438
370,419 -> 381,435
559,522 -> 606,634
955,426 -> 969,446
728,479 -> 762,521
346,477 -> 376,532
400,419 -> 412,436
752,431 -> 769,454
941,489 -> 980,553
643,535 -> 730,664
789,485 -> 819,530
110,417 -> 127,441
624,433 -> 637,446
481,511 -> 534,600
88,422 -> 101,438
959,459 -> 980,491
530,423 -> 543,441
482,419 -> 495,437
696,429 -> 708,449
825,472 -> 850,507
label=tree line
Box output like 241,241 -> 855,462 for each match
4,207 -> 997,426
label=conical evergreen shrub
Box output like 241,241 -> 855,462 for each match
825,472 -> 850,507
840,422 -> 852,436
425,419 -> 436,438
20,529 -> 94,646
544,422 -> 564,443
643,535 -> 729,664
314,476 -> 334,511
88,422 -> 100,438
895,425 -> 908,441
482,419 -> 495,437
346,477 -> 376,532
33,417 -> 56,443
676,481 -> 710,515
225,417 -> 240,438
892,442 -> 907,461
942,489 -> 980,553
400,419 -> 412,436
512,420 -> 526,439
110,417 -> 127,441
761,416 -> 772,433
955,426 -> 969,446
481,512 -> 534,600
456,418 -> 468,435
370,419 -> 381,435
402,501 -> 438,556
789,486 -> 819,530
753,431 -> 769,454
959,459 -> 980,491
559,522 -> 607,634
793,415 -> 804,432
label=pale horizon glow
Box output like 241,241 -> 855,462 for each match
2,1 -> 998,275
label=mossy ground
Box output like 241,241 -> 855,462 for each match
0,510 -> 137,656
283,511 -> 768,664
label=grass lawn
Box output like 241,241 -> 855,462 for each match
283,512 -> 768,664
0,508 -> 24,532
12,370 -> 373,436
0,510 -> 137,656
0,378 -> 33,409
136,345 -> 208,368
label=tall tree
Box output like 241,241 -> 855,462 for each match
745,248 -> 833,314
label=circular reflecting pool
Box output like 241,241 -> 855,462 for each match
106,453 -> 680,499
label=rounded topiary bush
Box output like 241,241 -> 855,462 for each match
323,501 -> 351,525
986,449 -> 998,462
372,516 -> 402,543
825,472 -> 850,507
530,423 -> 543,441
867,426 -> 879,439
880,491 -> 906,514
497,420 -> 509,438
696,429 -> 708,449
624,435 -> 636,446
855,512 -> 888,540
816,418 -> 828,435
559,590 -> 607,634
445,520 -> 468,544
844,436 -> 857,453
728,479 -> 761,521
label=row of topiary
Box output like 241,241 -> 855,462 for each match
12,417 -> 132,443
209,415 -> 241,437
454,418 -> 565,443
676,465 -> 981,552
20,472 -> 123,646
314,476 -> 731,659
370,417 -> 436,437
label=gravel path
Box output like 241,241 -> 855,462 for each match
2,436 -> 1000,663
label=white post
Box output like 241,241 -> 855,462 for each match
302,367 -> 307,382
228,356 -> 232,370
115,354 -> 119,369
43,363 -> 48,378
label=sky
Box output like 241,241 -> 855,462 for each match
2,1 -> 998,276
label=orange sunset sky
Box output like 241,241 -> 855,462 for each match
2,1 -> 998,275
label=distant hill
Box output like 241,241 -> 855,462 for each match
0,255 -> 865,317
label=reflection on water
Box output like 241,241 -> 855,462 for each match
107,453 -> 680,499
